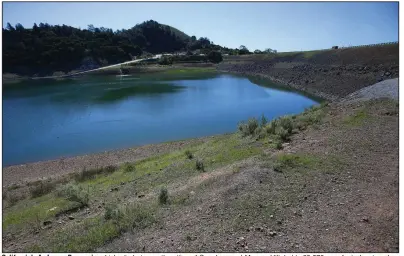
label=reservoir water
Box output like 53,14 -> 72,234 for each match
3,73 -> 319,166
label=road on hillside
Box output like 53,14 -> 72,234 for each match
33,55 -> 162,79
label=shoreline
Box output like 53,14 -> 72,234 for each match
2,135 -> 219,187
0,69 -> 348,186
218,70 -> 338,101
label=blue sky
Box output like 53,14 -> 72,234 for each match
3,2 -> 398,52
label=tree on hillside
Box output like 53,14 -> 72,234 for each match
264,48 -> 277,54
207,51 -> 223,63
239,45 -> 250,55
6,22 -> 14,31
254,49 -> 262,54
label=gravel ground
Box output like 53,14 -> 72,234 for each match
341,78 -> 398,102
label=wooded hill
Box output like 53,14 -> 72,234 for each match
3,20 -> 232,76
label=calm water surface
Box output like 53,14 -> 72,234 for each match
3,73 -> 319,166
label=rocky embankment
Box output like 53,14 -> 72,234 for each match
217,45 -> 399,101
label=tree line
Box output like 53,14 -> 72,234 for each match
3,20 -> 276,76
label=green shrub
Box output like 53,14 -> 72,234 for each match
265,122 -> 276,135
158,56 -> 173,65
29,180 -> 56,198
275,126 -> 291,141
104,204 -> 124,221
122,162 -> 136,172
159,187 -> 169,205
195,159 -> 205,172
207,51 -> 223,63
238,117 -> 259,137
74,165 -> 118,182
185,150 -> 193,159
277,116 -> 293,134
4,192 -> 26,206
260,114 -> 268,127
121,204 -> 156,230
274,140 -> 283,150
57,183 -> 89,206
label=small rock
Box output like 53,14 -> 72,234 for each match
361,216 -> 369,222
255,226 -> 264,232
270,215 -> 274,218
120,182 -> 125,185
385,71 -> 391,76
258,203 -> 264,208
269,231 -> 277,237
68,216 -> 75,220
190,191 -> 195,196
43,220 -> 52,226
277,220 -> 283,225
138,194 -> 145,198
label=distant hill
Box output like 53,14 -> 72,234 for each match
2,20 -> 227,76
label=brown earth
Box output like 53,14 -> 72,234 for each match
97,99 -> 398,253
217,44 -> 399,100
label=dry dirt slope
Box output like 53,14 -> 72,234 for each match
99,98 -> 398,252
2,86 -> 398,252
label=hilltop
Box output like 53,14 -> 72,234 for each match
2,20 -> 227,76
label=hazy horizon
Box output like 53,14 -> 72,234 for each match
3,2 -> 399,52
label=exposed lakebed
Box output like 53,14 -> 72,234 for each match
3,72 -> 319,166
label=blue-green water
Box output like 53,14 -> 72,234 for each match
3,73 -> 319,166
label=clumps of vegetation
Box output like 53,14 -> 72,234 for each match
238,117 -> 260,137
294,105 -> 326,130
104,203 -> 156,233
159,187 -> 169,205
195,159 -> 205,172
104,204 -> 124,221
29,179 -> 56,198
207,51 -> 223,63
237,104 -> 327,145
343,108 -> 369,127
158,55 -> 173,65
273,153 -> 321,173
260,114 -> 268,127
56,183 -> 90,206
74,165 -> 118,182
185,150 -> 193,159
3,192 -> 26,207
122,162 -> 136,172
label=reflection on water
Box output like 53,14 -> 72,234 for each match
3,73 -> 320,166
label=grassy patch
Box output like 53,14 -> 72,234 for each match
185,150 -> 193,159
3,194 -> 78,232
73,165 -> 119,182
56,183 -> 90,206
122,162 -> 136,172
237,104 -> 327,145
343,108 -> 369,127
49,203 -> 157,252
28,179 -> 57,198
